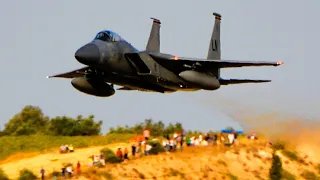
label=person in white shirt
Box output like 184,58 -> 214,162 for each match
194,138 -> 199,146
66,166 -> 73,177
173,132 -> 178,139
145,144 -> 152,155
228,133 -> 235,144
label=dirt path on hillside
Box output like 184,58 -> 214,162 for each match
0,143 -> 130,179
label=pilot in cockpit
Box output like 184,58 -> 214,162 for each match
94,30 -> 122,42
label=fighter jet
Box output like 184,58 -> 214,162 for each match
48,12 -> 283,97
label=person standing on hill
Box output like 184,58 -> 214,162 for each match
76,161 -> 81,175
143,129 -> 150,141
124,147 -> 129,160
131,144 -> 136,157
166,134 -> 170,141
61,167 -> 66,178
116,148 -> 123,160
99,153 -> 105,165
232,131 -> 237,145
180,128 -> 186,151
40,167 -> 45,180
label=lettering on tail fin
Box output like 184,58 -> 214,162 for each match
211,39 -> 218,51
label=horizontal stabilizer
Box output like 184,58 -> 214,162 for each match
219,78 -> 271,85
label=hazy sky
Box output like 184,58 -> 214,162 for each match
1,0 -> 319,133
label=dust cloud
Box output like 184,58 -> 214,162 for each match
187,92 -> 320,159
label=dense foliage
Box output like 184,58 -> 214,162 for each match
2,105 -> 102,136
107,119 -> 186,136
3,106 -> 49,136
1,105 -> 215,137
100,147 -> 122,163
48,115 -> 102,136
147,140 -> 165,155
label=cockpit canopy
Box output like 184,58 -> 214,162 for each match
94,30 -> 123,42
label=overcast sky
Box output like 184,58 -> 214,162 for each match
0,0 -> 319,133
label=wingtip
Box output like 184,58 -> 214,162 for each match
276,60 -> 284,66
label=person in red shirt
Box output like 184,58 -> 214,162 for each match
76,161 -> 81,175
116,148 -> 123,159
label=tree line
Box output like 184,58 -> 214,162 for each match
0,105 -> 195,136
1,105 -> 102,136
107,119 -> 194,137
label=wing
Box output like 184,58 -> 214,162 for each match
117,86 -> 135,91
46,66 -> 90,79
149,53 -> 283,71
219,79 -> 271,85
173,57 -> 284,68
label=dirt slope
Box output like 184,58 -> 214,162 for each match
0,143 -> 130,179
2,139 -> 320,180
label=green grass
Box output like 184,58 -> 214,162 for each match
0,134 -> 135,161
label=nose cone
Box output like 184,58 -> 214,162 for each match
75,43 -> 100,65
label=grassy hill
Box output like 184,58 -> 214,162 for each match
0,134 -> 134,163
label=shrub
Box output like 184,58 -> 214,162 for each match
99,171 -> 114,180
147,140 -> 165,155
18,169 -> 37,180
269,153 -> 282,180
300,170 -> 319,179
227,173 -> 238,180
50,170 -> 60,177
282,170 -> 296,180
100,147 -> 122,163
96,161 -> 105,168
272,140 -> 286,151
0,168 -> 9,180
282,150 -> 299,161
167,168 -> 185,179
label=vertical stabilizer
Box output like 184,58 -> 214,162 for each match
207,12 -> 221,78
146,18 -> 161,53
207,12 -> 221,60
